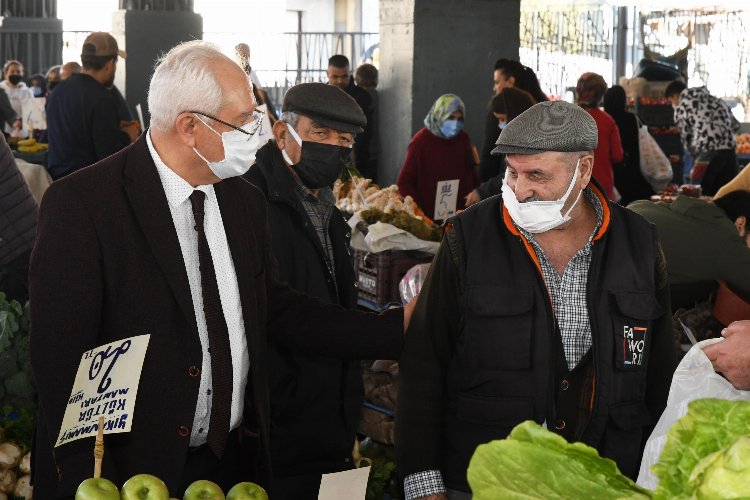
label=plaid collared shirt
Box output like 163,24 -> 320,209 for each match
520,188 -> 604,371
293,181 -> 336,271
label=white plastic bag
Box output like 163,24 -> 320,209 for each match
636,338 -> 750,489
638,124 -> 674,192
348,213 -> 440,255
399,263 -> 431,305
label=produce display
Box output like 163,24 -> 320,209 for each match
334,177 -> 431,222
360,208 -> 442,242
0,439 -> 31,499
74,475 -> 269,500
467,421 -> 649,500
467,398 -> 750,500
737,133 -> 750,155
13,138 -> 47,154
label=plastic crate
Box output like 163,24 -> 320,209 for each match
650,131 -> 683,156
636,103 -> 675,126
353,249 -> 433,311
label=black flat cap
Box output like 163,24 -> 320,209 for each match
492,101 -> 598,155
282,82 -> 366,134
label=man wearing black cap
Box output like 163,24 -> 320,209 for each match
396,101 -> 677,499
46,32 -> 138,180
243,82 -> 371,499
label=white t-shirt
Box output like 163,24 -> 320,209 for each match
0,81 -> 34,137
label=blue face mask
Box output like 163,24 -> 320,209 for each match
440,119 -> 463,138
31,86 -> 43,97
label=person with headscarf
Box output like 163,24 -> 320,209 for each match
465,86 -> 537,206
397,94 -> 479,220
576,72 -> 623,200
603,85 -> 654,205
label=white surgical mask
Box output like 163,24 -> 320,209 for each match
501,159 -> 583,234
193,114 -> 260,179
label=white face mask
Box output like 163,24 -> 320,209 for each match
193,114 -> 260,179
501,159 -> 583,234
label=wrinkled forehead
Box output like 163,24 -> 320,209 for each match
506,151 -> 570,171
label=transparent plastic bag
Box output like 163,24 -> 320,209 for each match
399,263 -> 431,305
636,338 -> 750,489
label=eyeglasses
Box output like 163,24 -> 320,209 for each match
188,108 -> 265,137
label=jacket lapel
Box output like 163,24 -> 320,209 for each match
123,135 -> 197,329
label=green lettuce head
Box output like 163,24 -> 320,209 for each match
467,420 -> 651,500
687,436 -> 750,499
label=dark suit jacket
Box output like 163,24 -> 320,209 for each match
29,134 -> 403,497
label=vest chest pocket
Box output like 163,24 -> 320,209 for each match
465,286 -> 534,370
610,291 -> 663,371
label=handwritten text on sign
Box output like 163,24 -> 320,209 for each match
434,179 -> 459,221
55,334 -> 150,447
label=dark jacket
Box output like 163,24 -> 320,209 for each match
0,88 -> 17,128
29,134 -> 404,497
46,73 -> 130,180
396,183 -> 676,492
243,142 -> 364,477
344,79 -> 376,181
0,134 -> 37,267
610,111 -> 654,205
0,134 -> 37,302
478,108 -> 503,182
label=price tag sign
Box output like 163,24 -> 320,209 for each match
434,179 -> 460,221
318,466 -> 371,500
55,334 -> 151,447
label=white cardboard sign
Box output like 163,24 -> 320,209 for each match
55,334 -> 151,447
318,466 -> 371,500
22,97 -> 46,131
434,179 -> 460,221
255,103 -> 273,148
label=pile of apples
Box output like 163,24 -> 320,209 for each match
76,475 -> 268,500
736,133 -> 750,154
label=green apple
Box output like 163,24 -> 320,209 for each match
183,480 -> 225,500
226,482 -> 268,500
76,477 -> 121,500
121,473 -> 170,500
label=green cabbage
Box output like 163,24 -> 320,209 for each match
652,398 -> 750,499
467,420 -> 651,500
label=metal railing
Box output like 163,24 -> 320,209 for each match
0,0 -> 57,17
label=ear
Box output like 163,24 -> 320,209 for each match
174,112 -> 199,148
507,76 -> 516,87
272,120 -> 288,150
579,154 -> 595,187
735,216 -> 747,236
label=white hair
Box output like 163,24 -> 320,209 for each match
148,40 -> 227,134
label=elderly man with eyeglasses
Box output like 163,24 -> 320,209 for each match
242,82 -> 372,499
29,41 -> 410,497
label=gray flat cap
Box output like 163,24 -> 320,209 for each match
492,101 -> 598,155
282,82 -> 366,134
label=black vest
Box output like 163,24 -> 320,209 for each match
442,190 -> 663,491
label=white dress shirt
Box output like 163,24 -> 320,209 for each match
147,131 -> 250,446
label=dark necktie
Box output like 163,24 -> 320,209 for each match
189,190 -> 233,458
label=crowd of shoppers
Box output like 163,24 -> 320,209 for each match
3,29 -> 750,500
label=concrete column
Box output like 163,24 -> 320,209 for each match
111,9 -> 202,128
378,0 -> 521,185
0,0 -> 62,75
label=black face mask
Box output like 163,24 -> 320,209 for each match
48,80 -> 60,91
8,74 -> 23,86
292,141 -> 351,189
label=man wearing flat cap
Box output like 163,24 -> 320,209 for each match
396,101 -> 677,499
46,31 -> 138,180
243,82 -> 374,499
31,42 -> 410,497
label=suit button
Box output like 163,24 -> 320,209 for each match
555,419 -> 566,430
188,365 -> 200,377
560,379 -> 569,391
178,425 -> 190,437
